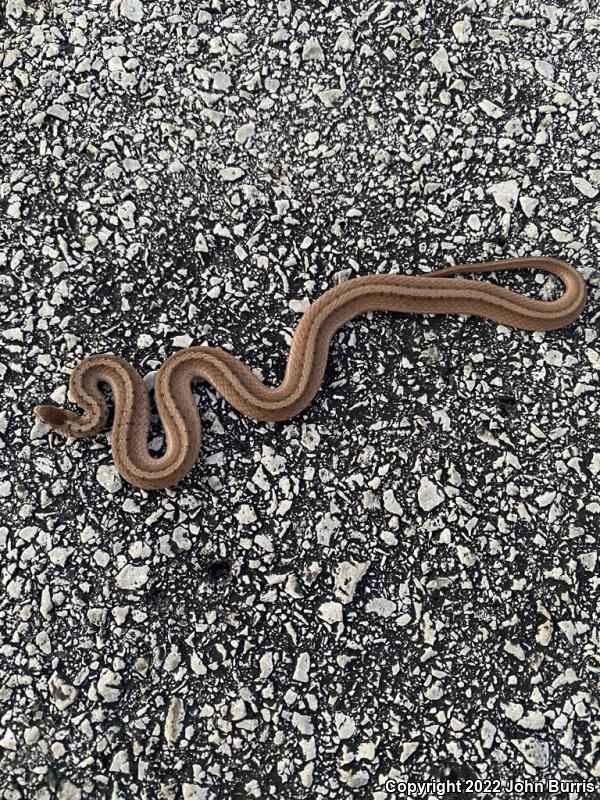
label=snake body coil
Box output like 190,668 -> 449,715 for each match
34,257 -> 586,490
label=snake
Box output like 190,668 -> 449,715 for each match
33,256 -> 586,491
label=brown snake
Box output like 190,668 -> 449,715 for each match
34,256 -> 586,490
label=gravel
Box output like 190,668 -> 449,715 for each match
1,0 -> 600,798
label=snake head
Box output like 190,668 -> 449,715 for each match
33,404 -> 81,437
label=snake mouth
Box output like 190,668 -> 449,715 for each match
34,404 -> 70,428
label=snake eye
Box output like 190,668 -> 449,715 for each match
34,405 -> 70,428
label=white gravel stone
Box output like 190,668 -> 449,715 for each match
335,712 -> 356,740
97,669 -> 122,702
0,729 -> 17,750
383,488 -> 403,515
479,99 -> 504,118
504,641 -> 526,661
315,512 -> 340,545
292,653 -> 310,683
236,504 -> 256,524
173,334 -> 193,348
235,122 -> 255,144
96,465 -> 122,493
366,597 -> 396,617
137,333 -> 153,348
535,59 -> 554,80
119,0 -> 144,22
489,179 -> 520,212
164,697 -> 185,744
452,18 -> 472,42
317,88 -> 343,107
47,103 -> 69,120
109,749 -> 130,773
334,561 -> 370,604
194,232 -> 209,252
182,785 -> 205,800
519,196 -> 539,217
318,601 -> 343,625
292,712 -> 313,736
116,564 -> 149,590
517,711 -> 546,730
400,742 -> 419,763
48,672 -> 78,711
213,71 -> 231,92
220,167 -> 244,182
57,782 -> 81,800
259,652 -> 274,680
512,736 -> 549,768
430,45 -> 450,75
571,176 -> 598,198
480,720 -> 496,748
302,37 -> 324,62
417,477 -> 445,511
335,31 -> 355,52
550,227 -> 573,242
